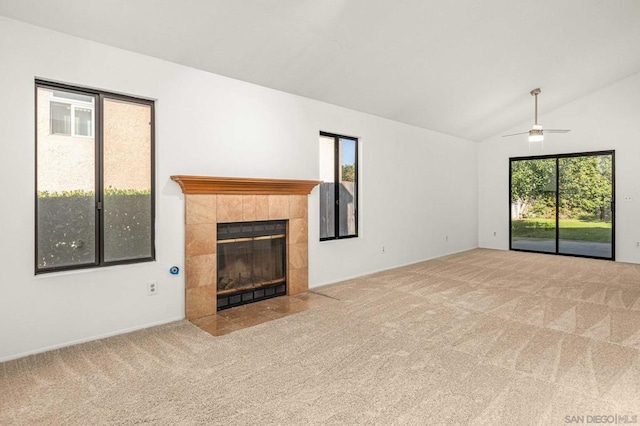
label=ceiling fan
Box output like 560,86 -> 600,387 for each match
502,88 -> 570,143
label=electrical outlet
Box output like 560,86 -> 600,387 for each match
445,235 -> 449,242
147,281 -> 158,296
636,242 -> 640,248
624,196 -> 633,202
382,245 -> 385,253
493,231 -> 497,237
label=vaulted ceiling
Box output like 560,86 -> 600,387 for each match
1,0 -> 640,141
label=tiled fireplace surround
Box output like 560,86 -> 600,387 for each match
171,176 -> 321,320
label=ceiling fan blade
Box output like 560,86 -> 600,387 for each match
544,129 -> 571,133
502,131 -> 529,137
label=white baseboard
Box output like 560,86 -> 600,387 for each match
310,246 -> 477,289
0,316 -> 184,363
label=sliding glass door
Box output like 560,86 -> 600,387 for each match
510,158 -> 557,253
510,151 -> 614,260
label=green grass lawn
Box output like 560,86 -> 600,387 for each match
512,218 -> 612,243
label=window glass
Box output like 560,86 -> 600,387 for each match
37,87 -> 96,269
339,138 -> 357,237
103,98 -> 153,262
74,106 -> 93,137
36,81 -> 155,273
50,101 -> 71,135
319,135 -> 336,239
319,132 -> 358,240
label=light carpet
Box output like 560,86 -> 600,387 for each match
2,249 -> 640,425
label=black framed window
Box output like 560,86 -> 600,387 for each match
35,80 -> 155,273
319,131 -> 358,240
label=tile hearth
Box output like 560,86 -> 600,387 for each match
191,292 -> 338,336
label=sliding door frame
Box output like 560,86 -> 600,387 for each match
509,150 -> 615,261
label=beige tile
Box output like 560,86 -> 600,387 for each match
231,314 -> 272,329
185,194 -> 216,225
186,285 -> 217,320
185,223 -> 217,256
268,195 -> 290,219
210,322 -> 245,336
259,309 -> 288,321
296,292 -> 338,308
216,194 -> 243,223
217,304 -> 259,322
289,217 -> 308,244
289,243 -> 308,269
255,195 -> 269,220
191,314 -> 227,331
289,195 -> 307,219
192,314 -> 243,336
215,302 -> 285,329
288,267 -> 309,295
259,295 -> 311,314
242,195 -> 256,221
185,254 -> 216,289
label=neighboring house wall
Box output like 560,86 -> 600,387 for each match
36,90 -> 150,193
103,98 -> 151,192
36,89 -> 95,192
478,71 -> 640,264
0,17 -> 479,361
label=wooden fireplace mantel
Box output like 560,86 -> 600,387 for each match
171,175 -> 321,195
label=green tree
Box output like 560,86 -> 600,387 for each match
341,164 -> 355,182
511,155 -> 612,222
511,159 -> 555,219
558,156 -> 612,220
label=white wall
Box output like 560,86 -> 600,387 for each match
478,72 -> 640,263
0,17 -> 479,361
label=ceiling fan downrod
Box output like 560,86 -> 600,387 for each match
531,88 -> 541,126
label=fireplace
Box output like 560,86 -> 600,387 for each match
170,175 -> 321,320
217,220 -> 287,310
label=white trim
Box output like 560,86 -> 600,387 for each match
0,316 -> 184,363
309,247 -> 478,289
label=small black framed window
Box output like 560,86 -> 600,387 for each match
35,80 -> 155,273
319,131 -> 358,241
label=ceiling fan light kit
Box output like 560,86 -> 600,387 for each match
528,124 -> 544,143
503,88 -> 570,148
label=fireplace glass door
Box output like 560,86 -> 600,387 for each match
217,220 -> 287,310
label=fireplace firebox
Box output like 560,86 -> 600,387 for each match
216,220 -> 287,310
